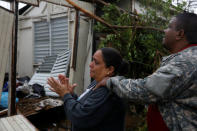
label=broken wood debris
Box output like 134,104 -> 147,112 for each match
17,97 -> 63,117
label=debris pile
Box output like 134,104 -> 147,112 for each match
17,97 -> 63,116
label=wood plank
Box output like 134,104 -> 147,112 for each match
12,116 -> 28,131
1,11 -> 14,96
0,115 -> 37,131
0,10 -> 7,84
17,115 -> 36,131
0,10 -> 12,70
13,115 -> 32,131
0,8 -> 14,101
0,118 -> 14,131
0,9 -> 3,70
6,117 -> 23,131
0,119 -> 7,131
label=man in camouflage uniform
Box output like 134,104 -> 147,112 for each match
100,12 -> 197,131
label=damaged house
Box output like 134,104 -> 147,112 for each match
0,0 -> 186,130
17,0 -> 94,95
0,0 -> 95,130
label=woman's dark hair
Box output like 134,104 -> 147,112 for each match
100,47 -> 128,76
175,12 -> 197,44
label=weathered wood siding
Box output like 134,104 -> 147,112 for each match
0,7 -> 14,101
0,115 -> 37,131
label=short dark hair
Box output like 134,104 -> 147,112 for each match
100,47 -> 128,76
175,12 -> 197,44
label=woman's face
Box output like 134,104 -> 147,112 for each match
89,50 -> 112,82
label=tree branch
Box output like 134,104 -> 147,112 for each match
112,25 -> 164,32
65,0 -> 164,33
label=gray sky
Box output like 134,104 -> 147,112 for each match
0,1 -> 26,9
172,0 -> 197,13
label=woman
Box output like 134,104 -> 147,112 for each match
47,47 -> 128,131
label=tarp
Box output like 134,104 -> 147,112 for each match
0,92 -> 18,109
0,7 -> 14,102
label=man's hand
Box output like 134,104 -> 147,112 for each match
94,77 -> 109,90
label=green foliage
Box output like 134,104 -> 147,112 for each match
94,0 -> 185,78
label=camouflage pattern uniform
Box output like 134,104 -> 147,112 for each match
106,46 -> 197,131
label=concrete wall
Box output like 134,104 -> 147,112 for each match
69,17 -> 93,95
18,20 -> 34,77
117,0 -> 147,14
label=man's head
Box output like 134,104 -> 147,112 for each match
175,12 -> 197,44
163,12 -> 197,53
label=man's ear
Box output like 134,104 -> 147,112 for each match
176,29 -> 185,40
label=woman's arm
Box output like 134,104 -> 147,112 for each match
63,87 -> 112,128
47,74 -> 77,97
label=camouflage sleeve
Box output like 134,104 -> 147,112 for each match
106,64 -> 183,104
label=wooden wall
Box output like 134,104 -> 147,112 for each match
0,7 -> 14,101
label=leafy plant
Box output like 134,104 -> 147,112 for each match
94,0 -> 186,77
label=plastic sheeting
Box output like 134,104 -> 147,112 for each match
0,92 -> 18,109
